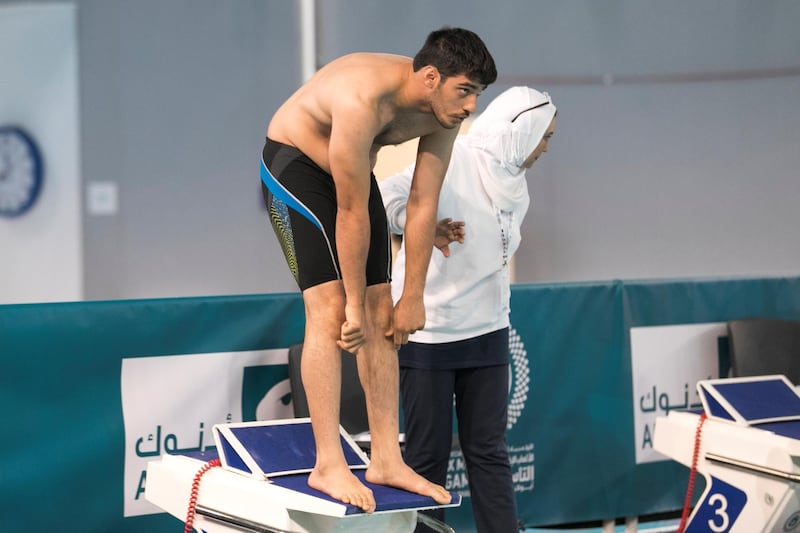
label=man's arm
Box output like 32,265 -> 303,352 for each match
390,128 -> 457,345
328,98 -> 383,353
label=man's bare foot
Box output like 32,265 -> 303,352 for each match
308,465 -> 376,513
365,462 -> 451,504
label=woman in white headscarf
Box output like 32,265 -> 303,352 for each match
380,86 -> 556,533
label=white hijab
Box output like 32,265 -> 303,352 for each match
464,86 -> 557,212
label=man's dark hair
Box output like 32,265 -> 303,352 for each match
412,27 -> 497,87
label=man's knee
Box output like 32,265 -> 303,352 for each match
365,284 -> 393,330
303,281 -> 346,326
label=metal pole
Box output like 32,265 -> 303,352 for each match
298,0 -> 317,82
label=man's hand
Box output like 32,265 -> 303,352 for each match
337,304 -> 366,354
385,296 -> 426,349
434,217 -> 465,257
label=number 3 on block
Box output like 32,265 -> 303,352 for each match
686,476 -> 747,533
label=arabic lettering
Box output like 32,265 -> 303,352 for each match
135,422 -> 211,457
639,383 -> 703,415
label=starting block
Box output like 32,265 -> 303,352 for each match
654,375 -> 800,533
145,418 -> 460,533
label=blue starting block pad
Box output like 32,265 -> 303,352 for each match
698,374 -> 800,425
654,375 -> 800,533
145,418 -> 461,533
213,419 -> 368,479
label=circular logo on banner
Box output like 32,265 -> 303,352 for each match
0,126 -> 44,217
507,326 -> 530,430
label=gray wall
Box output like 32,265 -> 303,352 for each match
76,0 -> 300,298
5,0 -> 799,300
320,1 -> 800,283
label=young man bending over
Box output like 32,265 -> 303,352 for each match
260,27 -> 497,512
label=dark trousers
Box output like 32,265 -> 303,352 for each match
401,364 -> 518,533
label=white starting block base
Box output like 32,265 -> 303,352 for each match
654,376 -> 800,533
145,419 -> 460,533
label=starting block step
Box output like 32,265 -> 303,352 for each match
698,374 -> 800,425
272,469 -> 457,515
654,375 -> 800,533
213,419 -> 368,479
145,418 -> 460,533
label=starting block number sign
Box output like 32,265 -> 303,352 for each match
686,476 -> 747,533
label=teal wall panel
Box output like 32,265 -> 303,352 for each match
2,279 -> 799,532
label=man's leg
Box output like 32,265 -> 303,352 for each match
301,280 -> 375,512
456,365 -> 518,533
359,283 -> 452,504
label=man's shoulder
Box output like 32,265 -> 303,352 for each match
325,52 -> 411,75
336,51 -> 411,64
322,54 -> 412,105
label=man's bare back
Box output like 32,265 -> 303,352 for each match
268,53 -> 468,173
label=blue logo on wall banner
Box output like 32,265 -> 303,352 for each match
686,476 -> 746,533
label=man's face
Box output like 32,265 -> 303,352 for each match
430,74 -> 485,129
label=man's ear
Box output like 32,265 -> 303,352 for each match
422,65 -> 440,89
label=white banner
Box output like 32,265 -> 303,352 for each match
630,322 -> 727,464
0,5 -> 82,303
120,349 -> 291,517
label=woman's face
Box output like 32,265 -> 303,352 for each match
521,115 -> 557,169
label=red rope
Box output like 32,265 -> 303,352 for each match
184,459 -> 221,533
676,413 -> 707,533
